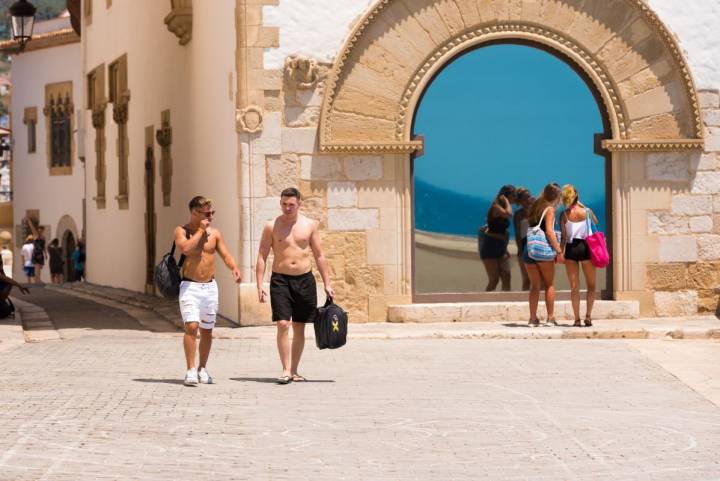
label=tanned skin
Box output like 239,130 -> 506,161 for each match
256,194 -> 335,381
175,205 -> 241,371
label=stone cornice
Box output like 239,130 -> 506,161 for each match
0,28 -> 80,54
320,141 -> 423,154
602,140 -> 705,152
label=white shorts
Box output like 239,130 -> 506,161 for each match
178,280 -> 219,330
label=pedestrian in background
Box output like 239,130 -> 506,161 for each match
21,235 -> 35,284
48,238 -> 64,284
524,183 -> 563,326
72,241 -> 86,282
480,185 -> 516,292
560,184 -> 599,327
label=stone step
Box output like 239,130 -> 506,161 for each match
387,300 -> 639,323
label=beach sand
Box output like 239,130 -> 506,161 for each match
414,231 -> 607,294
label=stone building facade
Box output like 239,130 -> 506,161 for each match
5,0 -> 720,322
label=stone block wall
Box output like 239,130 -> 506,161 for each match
239,61 -> 411,324
645,89 -> 720,316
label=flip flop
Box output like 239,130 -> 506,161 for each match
276,375 -> 292,384
291,374 -> 307,382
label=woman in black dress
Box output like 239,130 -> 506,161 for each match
48,238 -> 64,284
480,185 -> 516,291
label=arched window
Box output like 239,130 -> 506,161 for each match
412,43 -> 610,300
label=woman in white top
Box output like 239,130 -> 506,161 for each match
559,184 -> 599,327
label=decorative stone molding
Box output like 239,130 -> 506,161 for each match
155,110 -> 173,206
44,82 -> 74,176
112,92 -> 130,125
91,102 -> 107,208
318,0 -> 704,154
165,0 -> 193,46
285,55 -> 320,90
236,105 -> 263,134
603,140 -> 705,152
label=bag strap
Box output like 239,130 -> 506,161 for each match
324,296 -> 333,307
534,207 -> 551,229
585,208 -> 594,236
170,241 -> 187,268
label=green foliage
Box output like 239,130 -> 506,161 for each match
0,0 -> 68,40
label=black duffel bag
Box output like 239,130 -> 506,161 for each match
154,241 -> 185,299
313,297 -> 348,350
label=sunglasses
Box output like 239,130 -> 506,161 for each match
196,210 -> 215,218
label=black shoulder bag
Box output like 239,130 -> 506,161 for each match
154,241 -> 186,299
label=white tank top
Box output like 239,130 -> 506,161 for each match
565,218 -> 589,243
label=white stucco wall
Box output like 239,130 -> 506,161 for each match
648,0 -> 720,89
265,0 -> 720,89
82,1 -> 240,320
10,42 -> 83,282
263,0 -> 372,68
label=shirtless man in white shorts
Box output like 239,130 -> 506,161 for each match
175,196 -> 241,385
256,187 -> 334,384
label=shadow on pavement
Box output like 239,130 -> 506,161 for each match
20,285 -> 150,331
231,377 -> 336,384
502,322 -> 575,328
132,378 -> 187,385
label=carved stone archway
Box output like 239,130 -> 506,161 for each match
319,0 -> 705,154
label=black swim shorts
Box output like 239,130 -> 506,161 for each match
565,239 -> 591,262
270,271 -> 318,323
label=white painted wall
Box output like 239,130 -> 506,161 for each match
648,0 -> 720,90
82,0 -> 240,320
265,0 -> 720,89
10,42 -> 83,281
263,0 -> 373,68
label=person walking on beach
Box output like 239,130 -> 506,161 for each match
560,184 -> 599,327
523,183 -> 563,327
175,196 -> 241,386
480,185 -> 516,291
256,187 -> 335,384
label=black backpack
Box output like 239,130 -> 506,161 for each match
154,241 -> 185,299
313,297 -> 348,350
0,298 -> 15,319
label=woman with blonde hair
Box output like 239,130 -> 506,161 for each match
523,183 -> 563,326
559,184 -> 599,326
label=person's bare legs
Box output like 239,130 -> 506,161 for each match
526,264 -> 541,324
519,258 -> 530,291
565,260 -> 581,322
276,320 -> 291,377
183,322 -> 199,370
482,259 -> 500,291
537,261 -> 556,322
581,260 -> 597,322
500,256 -> 511,291
34,265 -> 42,283
290,321 -> 307,379
198,326 -> 213,369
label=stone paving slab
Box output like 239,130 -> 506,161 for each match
1,335 -> 719,480
213,317 -> 720,341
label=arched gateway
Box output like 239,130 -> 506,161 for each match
317,0 -> 705,313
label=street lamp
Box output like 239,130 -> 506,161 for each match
9,0 -> 37,50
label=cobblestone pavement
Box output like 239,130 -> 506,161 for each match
2,330 -> 720,481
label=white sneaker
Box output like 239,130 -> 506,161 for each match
184,368 -> 199,386
198,367 -> 213,384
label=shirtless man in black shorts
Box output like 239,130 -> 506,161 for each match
255,187 -> 335,384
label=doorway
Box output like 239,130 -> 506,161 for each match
144,144 -> 156,294
62,230 -> 76,282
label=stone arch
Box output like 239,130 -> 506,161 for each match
319,0 -> 704,153
55,214 -> 80,245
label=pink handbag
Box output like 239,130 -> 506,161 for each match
585,209 -> 609,268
